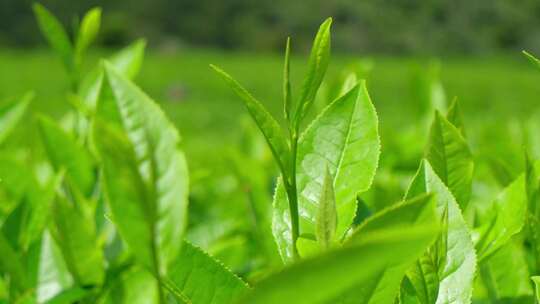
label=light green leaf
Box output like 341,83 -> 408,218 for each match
533,276 -> 540,302
75,7 -> 101,61
96,63 -> 189,277
45,287 -> 90,304
445,98 -> 466,137
163,241 -> 249,304
273,81 -> 380,262
210,64 -> 290,177
239,223 -> 439,304
425,111 -> 473,209
79,39 -> 146,110
474,174 -> 527,261
98,267 -> 159,304
50,192 -> 104,286
405,160 -> 476,304
0,154 -> 55,250
483,240 -> 532,299
283,37 -> 292,121
523,51 -> 540,70
38,116 -> 96,196
316,167 -> 337,249
33,3 -> 74,71
332,194 -> 438,304
0,92 -> 32,144
36,230 -> 74,303
294,18 -> 332,124
108,39 -> 146,80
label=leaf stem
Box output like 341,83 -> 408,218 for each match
285,128 -> 300,260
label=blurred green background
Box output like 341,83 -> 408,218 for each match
1,0 -> 540,278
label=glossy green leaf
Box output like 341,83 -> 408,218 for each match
405,160 -> 476,303
210,64 -> 290,177
33,3 -> 73,71
38,116 -> 96,196
239,223 -> 439,304
315,167 -> 337,249
294,18 -> 332,124
50,192 -> 104,286
75,7 -> 101,60
332,194 -> 438,304
0,92 -> 32,144
474,174 -> 527,261
45,287 -> 90,304
425,111 -> 473,209
273,81 -> 380,262
96,63 -> 189,277
163,241 -> 249,304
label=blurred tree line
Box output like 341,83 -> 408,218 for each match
2,0 -> 540,54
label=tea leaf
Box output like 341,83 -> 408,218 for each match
332,194 -> 437,304
163,241 -> 249,304
273,81 -> 380,262
38,116 -> 96,196
0,232 -> 29,292
75,7 -> 101,62
0,92 -> 32,144
97,63 -> 189,278
532,276 -> 540,302
483,241 -> 532,299
283,37 -> 292,121
446,98 -> 466,137
50,192 -> 105,286
293,18 -> 332,124
405,160 -> 476,303
523,51 -> 540,70
98,267 -> 159,304
239,223 -> 438,304
33,3 -> 74,71
474,174 -> 527,261
315,167 -> 337,249
426,111 -> 473,209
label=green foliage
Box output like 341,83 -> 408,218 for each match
3,5 -> 540,304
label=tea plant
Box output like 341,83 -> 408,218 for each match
1,3 -> 540,304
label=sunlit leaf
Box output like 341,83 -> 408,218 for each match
405,160 -> 476,303
273,81 -> 380,262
